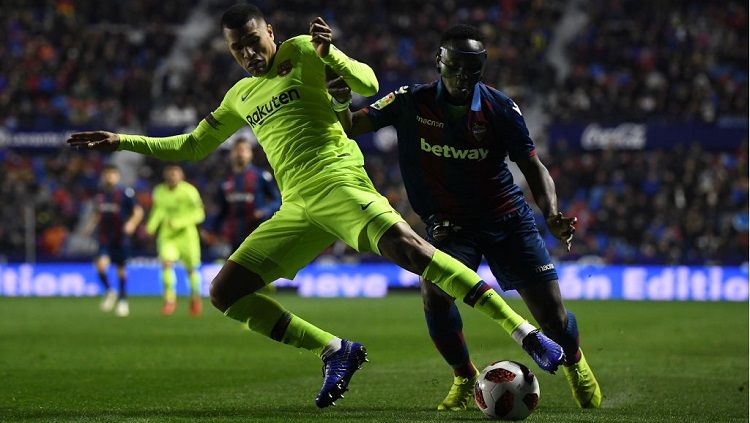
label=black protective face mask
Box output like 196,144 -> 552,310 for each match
437,46 -> 487,83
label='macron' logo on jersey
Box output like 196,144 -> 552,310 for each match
246,88 -> 301,128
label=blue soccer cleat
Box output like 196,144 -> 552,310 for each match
315,339 -> 368,408
522,330 -> 565,374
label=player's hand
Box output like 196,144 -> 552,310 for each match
66,131 -> 120,152
123,221 -> 137,236
327,75 -> 352,103
309,17 -> 333,57
546,212 -> 577,252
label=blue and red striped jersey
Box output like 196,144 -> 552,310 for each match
363,80 -> 535,223
215,165 -> 281,245
95,185 -> 136,244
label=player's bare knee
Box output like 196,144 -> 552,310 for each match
379,224 -> 433,272
209,277 -> 229,312
210,261 -> 266,312
209,271 -> 239,312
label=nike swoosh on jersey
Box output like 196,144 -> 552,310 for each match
360,201 -> 375,210
511,100 -> 522,116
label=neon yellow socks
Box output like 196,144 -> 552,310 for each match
225,293 -> 337,358
422,249 -> 527,335
188,271 -> 201,298
162,267 -> 176,303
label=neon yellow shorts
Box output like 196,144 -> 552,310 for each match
157,232 -> 201,269
229,167 -> 405,283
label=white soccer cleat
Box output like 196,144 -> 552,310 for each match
114,299 -> 130,317
100,290 -> 117,312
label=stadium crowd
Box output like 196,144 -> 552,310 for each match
1,0 -> 747,265
1,0 -> 194,130
550,1 -> 748,124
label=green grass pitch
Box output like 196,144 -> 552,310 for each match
1,293 -> 747,422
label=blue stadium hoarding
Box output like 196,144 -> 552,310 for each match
0,263 -> 747,302
547,122 -> 748,151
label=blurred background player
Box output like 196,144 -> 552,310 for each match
146,165 -> 206,316
330,24 -> 600,410
82,164 -> 143,317
213,137 -> 280,252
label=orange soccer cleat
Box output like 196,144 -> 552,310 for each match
161,300 -> 176,316
190,297 -> 202,317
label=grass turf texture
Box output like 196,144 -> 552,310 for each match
0,294 -> 747,422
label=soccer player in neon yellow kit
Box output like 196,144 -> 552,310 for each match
146,165 -> 205,316
67,4 -> 563,408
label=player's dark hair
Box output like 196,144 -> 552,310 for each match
440,24 -> 485,46
221,3 -> 265,29
102,164 -> 119,173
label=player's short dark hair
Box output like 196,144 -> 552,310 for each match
102,164 -> 119,173
221,3 -> 265,30
440,24 -> 485,46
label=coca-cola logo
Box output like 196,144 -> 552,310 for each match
581,123 -> 647,150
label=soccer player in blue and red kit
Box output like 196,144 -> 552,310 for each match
214,137 -> 280,251
83,164 -> 143,316
330,25 -> 602,410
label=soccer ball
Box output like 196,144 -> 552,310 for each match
474,360 -> 540,420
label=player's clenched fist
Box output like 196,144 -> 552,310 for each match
67,131 -> 120,152
327,75 -> 351,103
309,16 -> 333,57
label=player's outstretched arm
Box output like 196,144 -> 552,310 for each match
67,105 -> 245,161
516,155 -> 577,251
67,129 -> 205,161
310,17 -> 378,96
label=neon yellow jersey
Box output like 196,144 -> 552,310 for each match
118,35 -> 379,195
146,181 -> 205,240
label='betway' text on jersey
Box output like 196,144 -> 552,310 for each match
420,138 -> 488,160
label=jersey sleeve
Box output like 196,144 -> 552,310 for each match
290,35 -> 378,97
362,85 -> 410,130
499,97 -> 537,162
121,187 -> 136,217
118,86 -> 247,161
